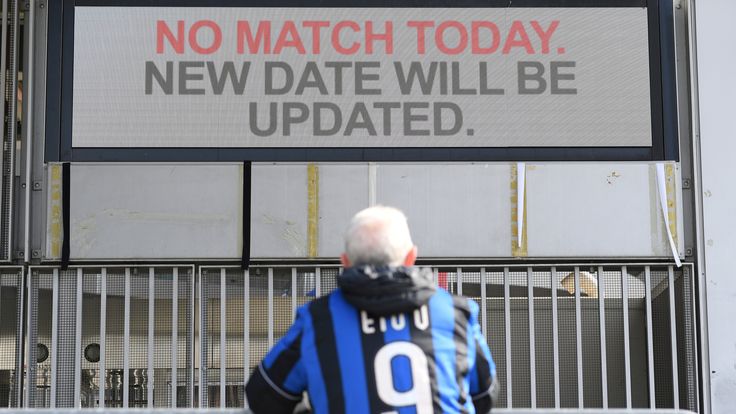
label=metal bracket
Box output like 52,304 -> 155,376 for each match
32,180 -> 42,191
685,247 -> 694,257
13,250 -> 24,259
683,178 -> 692,189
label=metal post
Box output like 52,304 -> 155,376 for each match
267,268 -> 274,348
0,0 -> 7,234
551,267 -> 560,409
123,268 -> 130,408
598,266 -> 608,409
668,266 -> 680,409
4,0 -> 19,261
315,267 -> 321,298
622,266 -> 632,409
687,265 -> 701,411
480,268 -> 487,337
99,269 -> 107,408
22,0 -> 35,263
457,267 -> 463,296
220,268 -> 226,408
503,267 -> 512,408
528,267 -> 536,409
243,268 -> 250,407
148,268 -> 155,408
189,268 -> 196,408
14,269 -> 25,408
22,268 -> 31,408
50,270 -> 58,408
171,268 -> 178,408
575,267 -> 583,408
291,268 -> 297,322
645,266 -> 656,408
0,0 -> 7,128
74,269 -> 82,408
197,269 -> 204,408
686,2 -> 712,412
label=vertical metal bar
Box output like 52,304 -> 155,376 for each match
457,267 -> 463,296
686,3 -> 712,411
197,269 -> 204,408
267,268 -> 274,348
75,268 -> 83,408
4,0 -> 19,262
0,0 -> 7,230
688,265 -> 701,410
189,268 -> 196,408
22,0 -> 36,263
315,267 -> 321,298
15,269 -> 26,408
0,0 -> 7,126
433,268 -> 438,287
171,268 -> 178,408
480,268 -> 487,337
503,267 -> 512,408
50,270 -> 59,408
0,0 -> 7,226
0,274 -> 6,402
645,266 -> 656,408
21,0 -> 36,263
551,267 -> 560,409
22,270 -> 30,408
243,268 -> 250,407
598,266 -> 608,409
575,267 -> 584,408
621,266 -> 632,409
99,268 -> 107,408
291,268 -> 297,322
528,267 -> 536,409
148,268 -> 155,408
220,268 -> 226,408
123,268 -> 131,408
668,266 -> 680,409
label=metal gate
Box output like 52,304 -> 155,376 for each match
22,266 -> 195,409
196,263 -> 698,412
3,263 -> 698,412
0,266 -> 23,408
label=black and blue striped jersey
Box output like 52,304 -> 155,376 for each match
246,275 -> 498,414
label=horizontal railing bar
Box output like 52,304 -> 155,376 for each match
199,262 -> 687,269
0,409 -> 699,414
27,264 -> 196,269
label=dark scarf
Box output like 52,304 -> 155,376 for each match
337,265 -> 436,316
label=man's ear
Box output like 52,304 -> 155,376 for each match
403,246 -> 418,266
340,253 -> 351,268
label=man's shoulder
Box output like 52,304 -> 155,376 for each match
434,288 -> 479,318
294,290 -> 344,317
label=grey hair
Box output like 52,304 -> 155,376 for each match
344,205 -> 414,267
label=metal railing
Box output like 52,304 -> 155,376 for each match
0,409 -> 701,414
0,263 -> 698,412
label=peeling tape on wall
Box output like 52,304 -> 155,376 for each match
48,165 -> 63,258
307,164 -> 319,258
511,163 -> 528,257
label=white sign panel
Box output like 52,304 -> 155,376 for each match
72,7 -> 652,148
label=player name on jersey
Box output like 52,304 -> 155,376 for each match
359,304 -> 430,335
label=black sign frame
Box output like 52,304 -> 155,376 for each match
45,0 -> 678,162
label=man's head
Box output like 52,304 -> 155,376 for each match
341,205 -> 418,268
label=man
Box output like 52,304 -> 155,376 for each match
246,206 -> 498,413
